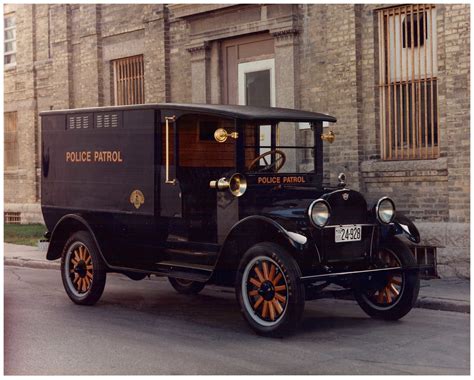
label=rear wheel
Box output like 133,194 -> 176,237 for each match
354,237 -> 419,320
61,231 -> 107,305
236,242 -> 305,337
168,277 -> 206,295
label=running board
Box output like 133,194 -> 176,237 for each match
154,261 -> 213,283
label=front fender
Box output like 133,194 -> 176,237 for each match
212,216 -> 309,282
224,216 -> 308,251
391,212 -> 420,244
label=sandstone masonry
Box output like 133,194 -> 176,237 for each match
3,4 -> 470,277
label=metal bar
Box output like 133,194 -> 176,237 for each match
430,7 -> 435,158
423,8 -> 429,158
410,4 -> 416,158
417,4 -> 422,158
392,7 -> 398,159
404,5 -> 410,159
386,10 -> 392,159
131,57 -> 135,104
165,116 -> 177,185
399,6 -> 404,159
113,61 -> 118,105
379,11 -> 386,160
300,266 -> 403,282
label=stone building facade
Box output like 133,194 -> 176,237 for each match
3,4 -> 470,277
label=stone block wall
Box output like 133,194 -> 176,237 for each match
4,4 -> 470,276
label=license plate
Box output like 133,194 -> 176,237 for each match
335,225 -> 362,243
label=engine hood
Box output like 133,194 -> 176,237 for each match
255,188 -> 369,229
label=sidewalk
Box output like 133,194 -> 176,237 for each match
3,243 -> 470,313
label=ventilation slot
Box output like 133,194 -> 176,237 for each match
111,114 -> 118,128
82,116 -> 89,129
96,115 -> 103,128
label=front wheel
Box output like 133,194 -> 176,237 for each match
236,242 -> 305,337
354,237 -> 420,320
61,231 -> 107,305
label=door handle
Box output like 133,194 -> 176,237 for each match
165,115 -> 176,185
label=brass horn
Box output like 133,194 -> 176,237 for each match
209,173 -> 247,197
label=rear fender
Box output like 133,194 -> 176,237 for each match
46,214 -> 108,263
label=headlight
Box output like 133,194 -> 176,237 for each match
376,197 -> 396,224
308,199 -> 330,228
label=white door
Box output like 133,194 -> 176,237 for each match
238,59 -> 275,164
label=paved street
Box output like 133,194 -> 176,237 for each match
5,266 -> 470,375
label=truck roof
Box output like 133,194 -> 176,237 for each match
39,103 -> 337,123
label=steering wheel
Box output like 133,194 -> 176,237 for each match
248,149 -> 287,173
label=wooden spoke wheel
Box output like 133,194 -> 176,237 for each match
366,249 -> 403,307
244,257 -> 288,324
236,242 -> 305,336
61,231 -> 106,305
354,237 -> 420,320
67,243 -> 94,296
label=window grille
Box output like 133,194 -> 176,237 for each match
378,5 -> 439,160
4,112 -> 18,169
4,14 -> 16,65
4,212 -> 21,224
410,245 -> 438,278
112,55 -> 145,106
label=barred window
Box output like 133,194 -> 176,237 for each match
112,55 -> 145,106
4,14 -> 16,65
4,112 -> 19,170
378,5 -> 438,160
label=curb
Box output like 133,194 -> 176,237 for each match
415,298 -> 470,314
5,258 -> 59,271
4,259 -> 469,314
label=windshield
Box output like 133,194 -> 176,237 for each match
244,122 -> 316,174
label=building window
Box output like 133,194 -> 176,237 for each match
112,55 -> 145,105
4,112 -> 19,170
4,14 -> 16,65
378,5 -> 438,160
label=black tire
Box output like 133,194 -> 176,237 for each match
354,236 -> 420,320
168,277 -> 206,295
235,242 -> 305,337
61,231 -> 107,305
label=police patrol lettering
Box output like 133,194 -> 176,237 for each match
257,176 -> 306,184
65,151 -> 123,163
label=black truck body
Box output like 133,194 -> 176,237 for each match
40,103 -> 421,336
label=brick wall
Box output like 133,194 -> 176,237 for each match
4,4 -> 470,276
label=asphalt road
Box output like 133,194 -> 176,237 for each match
4,266 -> 470,375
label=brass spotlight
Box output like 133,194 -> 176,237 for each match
209,173 -> 247,197
321,130 -> 335,144
214,128 -> 239,143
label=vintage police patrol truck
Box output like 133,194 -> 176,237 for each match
41,103 -> 421,336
